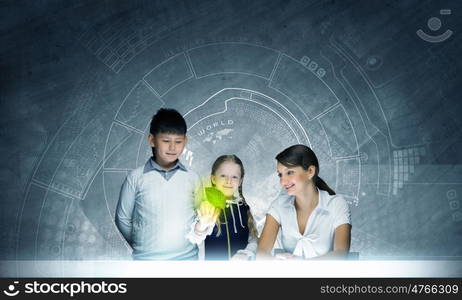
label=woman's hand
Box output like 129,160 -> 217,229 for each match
195,201 -> 220,232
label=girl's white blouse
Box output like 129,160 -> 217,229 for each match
268,188 -> 351,258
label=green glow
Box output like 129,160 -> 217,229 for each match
204,187 -> 226,209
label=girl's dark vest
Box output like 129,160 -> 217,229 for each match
204,202 -> 250,260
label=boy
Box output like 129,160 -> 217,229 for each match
115,108 -> 201,260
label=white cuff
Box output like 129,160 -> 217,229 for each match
235,249 -> 255,260
186,219 -> 214,244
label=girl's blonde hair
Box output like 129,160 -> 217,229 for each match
211,155 -> 257,238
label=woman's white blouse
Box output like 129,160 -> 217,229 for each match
268,189 -> 351,259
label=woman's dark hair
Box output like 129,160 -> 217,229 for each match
275,144 -> 335,195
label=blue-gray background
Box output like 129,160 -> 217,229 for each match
1,0 -> 461,264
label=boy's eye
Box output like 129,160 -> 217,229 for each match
175,141 -> 182,144
287,170 -> 294,175
277,173 -> 282,178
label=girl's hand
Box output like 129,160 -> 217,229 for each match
275,253 -> 303,260
231,252 -> 251,261
196,201 -> 220,232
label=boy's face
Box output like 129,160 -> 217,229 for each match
148,132 -> 187,169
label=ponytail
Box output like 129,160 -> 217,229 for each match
315,176 -> 335,195
239,185 -> 258,238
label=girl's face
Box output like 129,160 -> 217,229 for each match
276,162 -> 314,196
211,161 -> 242,198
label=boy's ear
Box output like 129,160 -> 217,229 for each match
147,133 -> 156,147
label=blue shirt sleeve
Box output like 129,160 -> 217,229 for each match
115,174 -> 136,244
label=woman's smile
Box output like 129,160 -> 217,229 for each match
284,183 -> 295,192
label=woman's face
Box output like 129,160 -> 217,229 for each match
277,162 -> 314,196
211,161 -> 242,198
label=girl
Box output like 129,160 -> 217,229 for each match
188,155 -> 258,260
257,145 -> 351,260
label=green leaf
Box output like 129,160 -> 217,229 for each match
205,187 -> 226,209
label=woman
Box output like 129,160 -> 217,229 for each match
188,155 -> 258,260
257,145 -> 351,260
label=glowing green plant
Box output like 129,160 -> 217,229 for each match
204,187 -> 226,209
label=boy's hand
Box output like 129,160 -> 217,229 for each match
196,201 -> 220,232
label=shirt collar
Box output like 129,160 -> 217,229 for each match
143,157 -> 187,174
288,187 -> 329,210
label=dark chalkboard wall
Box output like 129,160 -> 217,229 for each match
1,0 -> 461,265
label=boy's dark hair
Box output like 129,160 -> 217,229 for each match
150,108 -> 187,136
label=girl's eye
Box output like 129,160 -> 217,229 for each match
163,140 -> 170,143
175,141 -> 182,144
220,174 -> 226,177
232,176 -> 238,179
287,170 -> 294,175
277,173 -> 282,178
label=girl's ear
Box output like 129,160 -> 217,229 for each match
211,175 -> 216,186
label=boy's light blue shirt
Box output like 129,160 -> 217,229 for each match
115,157 -> 200,260
146,157 -> 186,180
